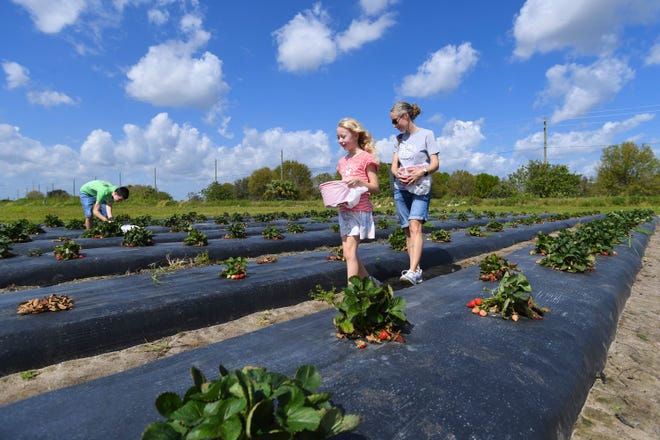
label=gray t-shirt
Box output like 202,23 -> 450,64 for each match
394,128 -> 439,193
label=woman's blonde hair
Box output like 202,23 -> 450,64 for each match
337,117 -> 376,155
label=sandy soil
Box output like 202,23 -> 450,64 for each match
1,227 -> 658,440
570,223 -> 659,440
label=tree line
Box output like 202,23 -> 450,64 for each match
21,141 -> 660,202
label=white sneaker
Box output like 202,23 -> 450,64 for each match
400,268 -> 423,285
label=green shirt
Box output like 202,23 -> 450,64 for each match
80,180 -> 117,204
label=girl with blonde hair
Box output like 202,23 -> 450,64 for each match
335,117 -> 380,284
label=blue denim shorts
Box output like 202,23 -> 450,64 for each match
393,188 -> 431,228
80,193 -> 107,219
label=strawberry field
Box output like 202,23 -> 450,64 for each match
0,208 -> 656,439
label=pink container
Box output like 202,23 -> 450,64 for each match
319,180 -> 351,207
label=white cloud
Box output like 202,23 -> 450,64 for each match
436,119 -> 492,171
27,90 -> 75,107
125,14 -> 229,110
336,13 -> 396,52
359,0 -> 395,16
538,57 -> 635,123
147,8 -> 169,25
228,127 -> 331,174
398,43 -> 479,98
80,129 -> 116,166
12,0 -> 87,33
2,61 -> 30,89
273,3 -> 396,73
513,0 -> 660,59
645,43 -> 660,65
3,61 -> 75,107
0,124 -> 78,178
273,4 -> 337,72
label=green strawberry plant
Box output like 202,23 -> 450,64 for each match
122,226 -> 155,247
161,214 -> 190,232
466,225 -> 486,237
141,364 -> 359,440
132,215 -> 155,227
388,226 -> 407,251
0,221 -> 32,243
230,212 -> 246,222
214,213 -> 230,225
537,229 -> 595,273
476,271 -> 549,320
82,221 -> 123,238
43,214 -> 64,227
428,229 -> 451,242
54,239 -> 82,260
0,235 -> 15,259
478,253 -> 518,281
64,219 -> 86,230
220,256 -> 247,279
183,227 -> 208,246
286,223 -> 305,234
456,212 -> 469,221
262,225 -> 284,240
311,276 -> 408,344
224,222 -> 248,239
485,221 -> 504,232
532,231 -> 555,256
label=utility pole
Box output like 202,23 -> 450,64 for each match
154,167 -> 157,192
280,150 -> 284,180
543,118 -> 547,164
215,159 -> 218,182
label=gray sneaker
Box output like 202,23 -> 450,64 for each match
400,268 -> 423,285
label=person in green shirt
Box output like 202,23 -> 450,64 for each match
79,180 -> 130,229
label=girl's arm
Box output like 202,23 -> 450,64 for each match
364,164 -> 379,195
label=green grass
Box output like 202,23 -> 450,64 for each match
0,195 -> 657,224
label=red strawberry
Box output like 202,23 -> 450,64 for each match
474,298 -> 483,306
467,300 -> 475,308
379,330 -> 389,341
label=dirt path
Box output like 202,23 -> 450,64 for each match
571,223 -> 659,440
1,228 -> 658,440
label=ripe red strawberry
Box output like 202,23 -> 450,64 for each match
467,300 -> 475,308
474,298 -> 483,306
379,330 -> 389,341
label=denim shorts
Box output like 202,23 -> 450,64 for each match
393,187 -> 431,228
80,193 -> 107,219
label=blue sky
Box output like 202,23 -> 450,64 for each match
1,0 -> 659,201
